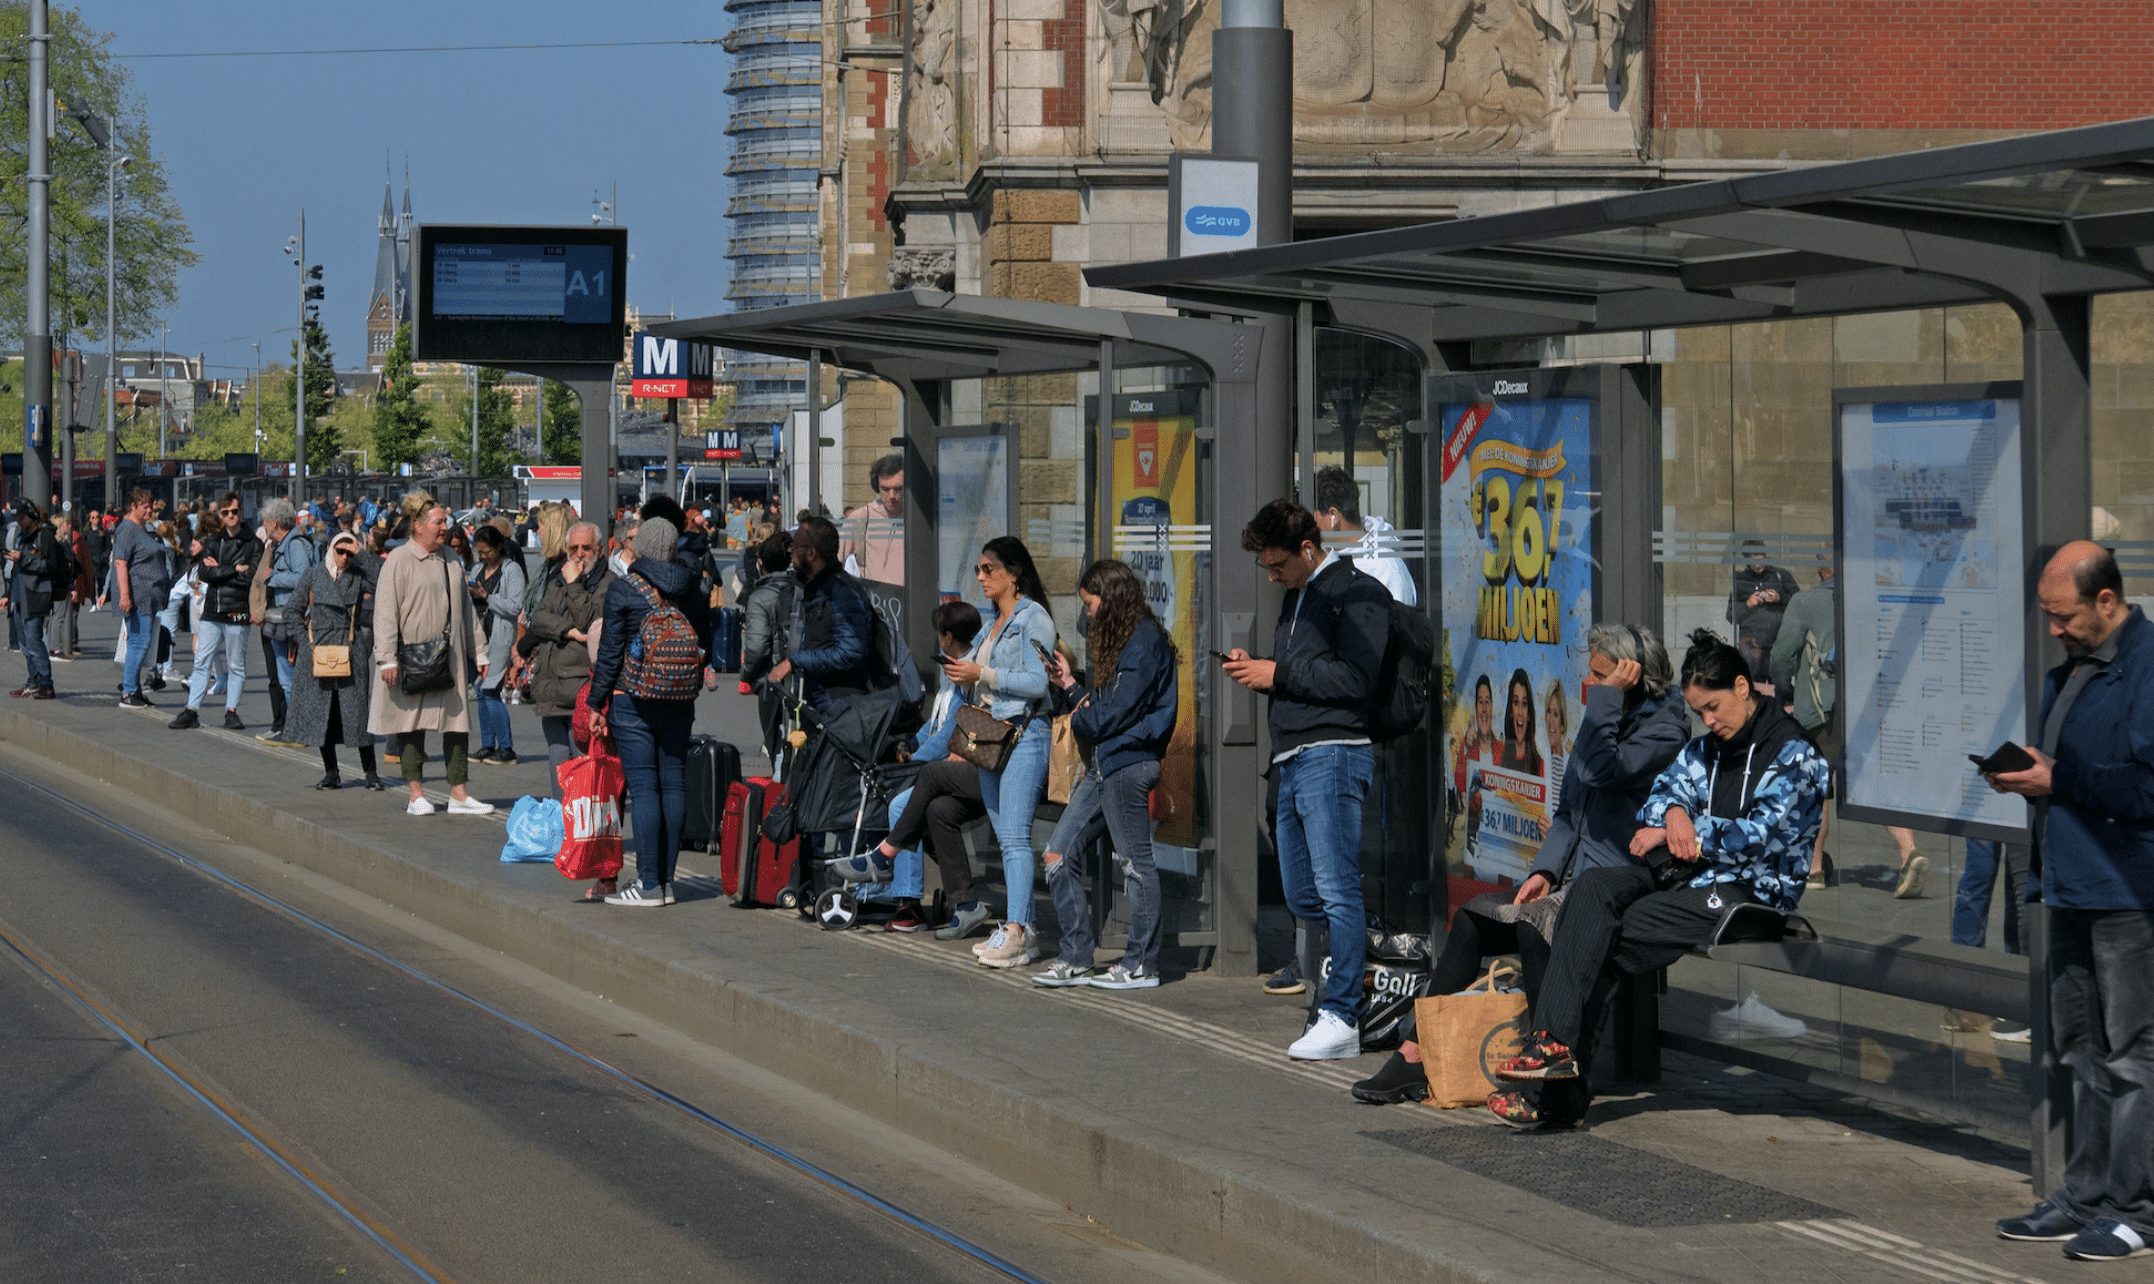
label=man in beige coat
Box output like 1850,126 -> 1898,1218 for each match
369,500 -> 494,816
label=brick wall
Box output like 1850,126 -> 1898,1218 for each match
1654,0 -> 2154,133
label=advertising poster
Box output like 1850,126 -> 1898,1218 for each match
1437,388 -> 1597,885
1836,390 -> 2029,837
1110,389 -> 1205,851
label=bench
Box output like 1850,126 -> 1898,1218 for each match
1614,904 -> 2033,1081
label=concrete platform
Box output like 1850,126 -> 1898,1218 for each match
0,615 -> 2068,1282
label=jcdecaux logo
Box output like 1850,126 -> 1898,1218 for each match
1185,205 -> 1252,237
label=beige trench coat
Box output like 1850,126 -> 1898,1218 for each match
368,541 -> 486,736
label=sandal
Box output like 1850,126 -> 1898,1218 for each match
581,878 -> 618,902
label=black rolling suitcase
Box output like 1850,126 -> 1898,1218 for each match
711,606 -> 744,673
684,735 -> 743,852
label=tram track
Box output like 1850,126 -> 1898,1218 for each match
0,760 -> 1051,1284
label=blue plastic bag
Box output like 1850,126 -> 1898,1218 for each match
499,795 -> 565,864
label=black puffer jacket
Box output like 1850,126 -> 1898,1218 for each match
196,531 -> 264,624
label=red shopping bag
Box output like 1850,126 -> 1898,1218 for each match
570,679 -> 595,754
556,735 -> 626,881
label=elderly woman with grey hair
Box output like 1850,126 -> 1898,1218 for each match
517,520 -> 614,795
1351,622 -> 1689,1105
586,517 -> 712,907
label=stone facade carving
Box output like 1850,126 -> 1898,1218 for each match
1096,0 -> 1647,153
905,0 -> 958,174
887,246 -> 957,291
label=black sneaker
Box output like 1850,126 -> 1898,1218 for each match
490,750 -> 517,766
470,747 -> 498,764
146,673 -> 166,692
1264,960 -> 1307,996
222,710 -> 246,731
118,692 -> 154,709
1350,1051 -> 1430,1104
167,708 -> 199,730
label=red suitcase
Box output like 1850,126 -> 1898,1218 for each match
722,775 -> 804,909
719,777 -> 765,901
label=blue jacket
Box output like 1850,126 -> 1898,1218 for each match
587,557 -> 710,712
266,530 -> 318,608
1639,699 -> 1831,913
968,596 -> 1057,721
1528,683 -> 1691,886
1069,615 -> 1178,779
2041,608 -> 2154,910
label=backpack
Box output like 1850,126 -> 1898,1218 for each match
870,600 -> 925,704
620,573 -> 706,701
1369,597 -> 1436,742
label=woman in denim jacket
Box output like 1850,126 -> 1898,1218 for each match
941,536 -> 1059,967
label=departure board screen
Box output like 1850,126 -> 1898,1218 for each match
415,225 -> 626,364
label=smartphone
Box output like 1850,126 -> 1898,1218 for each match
1969,742 -> 2037,774
1032,640 -> 1056,668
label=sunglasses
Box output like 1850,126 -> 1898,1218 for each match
975,562 -> 1006,577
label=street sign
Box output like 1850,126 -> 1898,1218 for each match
704,429 -> 742,461
631,333 -> 715,399
1167,155 -> 1261,257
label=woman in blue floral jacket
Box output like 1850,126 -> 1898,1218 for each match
1487,628 -> 1831,1129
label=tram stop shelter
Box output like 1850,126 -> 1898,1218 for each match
655,291 -> 1290,982
1087,113 -> 2154,1189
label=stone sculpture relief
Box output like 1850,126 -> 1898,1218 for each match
905,0 -> 959,174
1093,0 -> 1646,153
887,246 -> 957,291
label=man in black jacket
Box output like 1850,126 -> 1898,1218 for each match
1226,498 -> 1390,1061
770,515 -> 879,715
169,493 -> 260,731
3,501 -> 67,698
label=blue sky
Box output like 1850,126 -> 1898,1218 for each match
100,1 -> 731,382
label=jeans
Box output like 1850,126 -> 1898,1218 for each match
1044,759 -> 1165,972
541,717 -> 576,797
121,608 -> 155,694
19,609 -> 52,690
475,685 -> 514,753
5,589 -> 18,650
610,692 -> 693,892
260,631 -> 290,728
879,788 -> 928,901
2048,907 -> 2154,1234
187,619 -> 250,712
979,718 -> 1051,926
1275,743 -> 1375,1023
1953,839 -> 2029,953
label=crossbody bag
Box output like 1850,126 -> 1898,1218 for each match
396,558 -> 457,695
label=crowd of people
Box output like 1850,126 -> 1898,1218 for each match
12,476 -> 2154,1261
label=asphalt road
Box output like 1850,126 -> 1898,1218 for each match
0,750 -> 1221,1284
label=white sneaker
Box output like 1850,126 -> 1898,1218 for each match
445,796 -> 495,816
1708,992 -> 1808,1041
604,882 -> 666,908
976,924 -> 1038,969
973,925 -> 1007,958
1288,1010 -> 1362,1061
405,797 -> 437,817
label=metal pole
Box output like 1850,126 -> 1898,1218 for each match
103,126 -> 119,511
664,396 -> 679,504
805,350 -> 821,518
252,342 -> 261,451
293,210 -> 306,503
23,0 -> 52,514
470,366 -> 479,476
157,320 -> 168,459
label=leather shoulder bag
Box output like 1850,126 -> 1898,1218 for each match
309,583 -> 358,680
396,557 -> 457,695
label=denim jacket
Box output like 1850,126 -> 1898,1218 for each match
967,596 -> 1056,721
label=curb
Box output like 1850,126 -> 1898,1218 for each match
2,704 -> 1529,1283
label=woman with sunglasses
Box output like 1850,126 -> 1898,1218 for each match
168,494 -> 260,732
940,537 -> 1059,967
286,531 -> 384,789
519,520 -> 614,803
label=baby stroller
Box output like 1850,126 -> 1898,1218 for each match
777,686 -> 920,929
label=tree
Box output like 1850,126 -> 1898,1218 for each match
291,316 -> 338,474
371,324 -> 430,473
452,366 -> 517,478
0,4 -> 197,350
541,379 -> 583,465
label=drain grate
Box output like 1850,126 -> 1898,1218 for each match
1363,1127 -> 1842,1227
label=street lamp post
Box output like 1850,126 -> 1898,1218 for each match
23,0 -> 52,515
252,342 -> 261,452
104,130 -> 127,512
157,319 -> 169,459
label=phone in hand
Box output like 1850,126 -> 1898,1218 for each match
1032,640 -> 1055,668
1969,742 -> 2037,774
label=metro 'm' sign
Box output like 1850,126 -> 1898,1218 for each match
631,333 -> 715,398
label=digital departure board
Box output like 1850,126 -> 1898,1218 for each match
414,225 -> 627,365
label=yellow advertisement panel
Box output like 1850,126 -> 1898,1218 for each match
1109,389 -> 1201,849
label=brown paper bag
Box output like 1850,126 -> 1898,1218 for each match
1415,961 -> 1530,1109
1045,715 -> 1085,805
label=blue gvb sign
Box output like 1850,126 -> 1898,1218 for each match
1185,205 -> 1252,238
1168,154 -> 1261,256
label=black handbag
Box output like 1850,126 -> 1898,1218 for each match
396,558 -> 457,695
